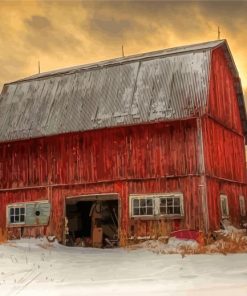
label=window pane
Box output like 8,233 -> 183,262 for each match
174,198 -> 180,207
133,199 -> 139,208
21,207 -> 25,215
15,215 -> 20,223
140,199 -> 146,207
160,199 -> 166,207
166,197 -> 174,214
147,207 -> 153,215
160,207 -> 167,215
10,208 -> 14,215
146,199 -> 153,207
10,216 -> 14,223
160,198 -> 167,215
15,208 -> 19,215
167,207 -> 174,214
140,207 -> 146,215
174,207 -> 181,214
239,196 -> 246,216
133,208 -> 140,216
167,198 -> 173,207
20,215 -> 25,222
222,200 -> 227,215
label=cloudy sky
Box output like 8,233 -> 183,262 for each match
0,0 -> 246,97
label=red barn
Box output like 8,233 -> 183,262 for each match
0,40 -> 246,246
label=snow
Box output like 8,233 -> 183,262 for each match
0,238 -> 247,296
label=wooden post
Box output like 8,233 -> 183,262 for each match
197,118 -> 209,232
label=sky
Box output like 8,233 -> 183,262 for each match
0,0 -> 246,98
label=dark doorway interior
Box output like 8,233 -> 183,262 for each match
66,198 -> 118,248
66,201 -> 92,238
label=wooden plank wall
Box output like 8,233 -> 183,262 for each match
208,47 -> 242,133
127,177 -> 202,238
0,120 -> 202,241
0,120 -> 198,188
0,188 -> 47,242
202,117 -> 246,183
0,176 -> 202,242
204,46 -> 247,230
206,178 -> 247,230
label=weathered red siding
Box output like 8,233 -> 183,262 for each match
208,47 -> 242,133
202,117 -> 246,182
0,120 -> 204,242
0,121 -> 198,188
204,46 -> 247,230
206,178 -> 247,230
0,189 -> 47,241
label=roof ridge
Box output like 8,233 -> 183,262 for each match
6,39 -> 224,85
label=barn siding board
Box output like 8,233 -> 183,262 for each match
209,47 -> 243,133
206,178 -> 247,230
0,121 -> 198,189
202,117 -> 246,183
203,45 -> 247,231
0,188 -> 48,241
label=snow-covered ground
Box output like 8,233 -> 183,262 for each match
0,238 -> 247,296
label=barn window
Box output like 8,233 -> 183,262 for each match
7,201 -> 51,226
159,195 -> 184,216
239,195 -> 246,216
8,205 -> 26,224
130,193 -> 183,218
220,194 -> 229,218
131,197 -> 154,216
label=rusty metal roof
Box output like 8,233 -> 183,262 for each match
0,40 -> 246,142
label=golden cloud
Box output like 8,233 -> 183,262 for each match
0,0 -> 246,98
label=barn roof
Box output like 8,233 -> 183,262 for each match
0,40 -> 246,142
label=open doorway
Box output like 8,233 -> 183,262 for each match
65,194 -> 119,248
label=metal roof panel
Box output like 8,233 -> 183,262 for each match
0,39 -> 245,142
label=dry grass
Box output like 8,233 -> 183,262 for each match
125,231 -> 247,255
204,231 -> 247,254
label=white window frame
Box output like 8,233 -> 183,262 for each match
129,193 -> 184,218
7,203 -> 26,225
131,197 -> 155,217
220,194 -> 229,218
239,195 -> 246,217
159,195 -> 184,217
6,200 -> 50,226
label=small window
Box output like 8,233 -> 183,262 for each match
130,193 -> 183,218
8,205 -> 26,224
220,194 -> 229,218
132,198 -> 154,217
239,195 -> 246,216
7,201 -> 51,226
160,196 -> 183,216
